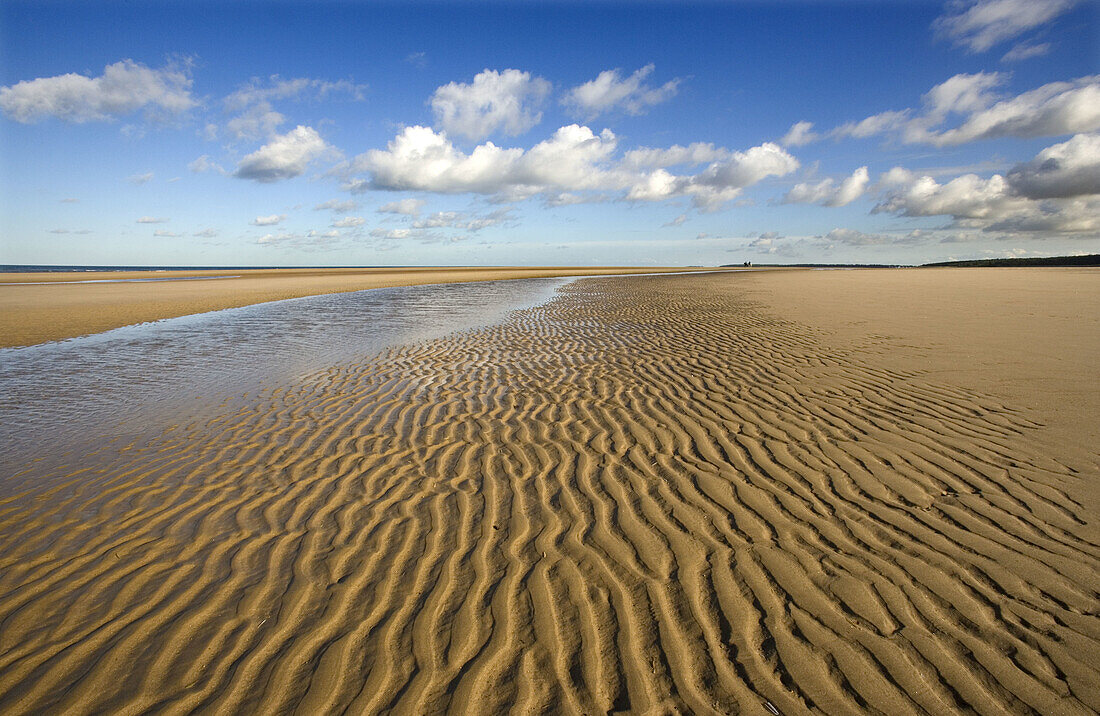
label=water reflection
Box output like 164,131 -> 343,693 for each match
0,277 -> 571,477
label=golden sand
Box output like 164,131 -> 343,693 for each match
0,265 -> 721,348
0,270 -> 1096,714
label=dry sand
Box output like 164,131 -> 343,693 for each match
0,270 -> 1097,714
0,266 -> 719,348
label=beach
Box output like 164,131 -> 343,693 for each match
0,268 -> 1097,714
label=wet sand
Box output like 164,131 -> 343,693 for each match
0,266 -> 719,348
0,270 -> 1097,714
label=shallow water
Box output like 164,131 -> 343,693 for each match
0,277 -> 571,477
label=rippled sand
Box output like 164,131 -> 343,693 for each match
0,271 -> 1097,714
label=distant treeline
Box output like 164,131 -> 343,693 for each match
922,254 -> 1100,268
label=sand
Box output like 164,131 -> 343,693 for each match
0,266 -> 720,349
0,270 -> 1096,714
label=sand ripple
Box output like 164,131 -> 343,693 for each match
0,274 -> 1096,714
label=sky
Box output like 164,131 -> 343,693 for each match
1,0 -> 1097,267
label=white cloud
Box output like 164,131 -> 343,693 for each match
314,199 -> 359,213
128,171 -> 154,185
564,64 -> 680,118
332,216 -> 365,228
876,173 -> 1029,219
1001,41 -> 1052,62
874,136 -> 1100,236
664,213 -> 688,227
933,0 -> 1076,52
193,228 -> 218,238
136,216 -> 168,224
832,110 -> 911,140
831,73 -> 1100,146
153,229 -> 181,237
0,59 -> 195,123
251,214 -> 286,226
348,124 -> 797,210
781,121 -> 820,147
378,198 -> 425,215
625,143 -> 800,210
60,198 -> 79,203
784,166 -> 870,207
233,125 -> 332,182
430,69 -> 551,141
406,52 -> 427,68
915,75 -> 1100,146
226,104 -> 285,141
1004,133 -> 1100,198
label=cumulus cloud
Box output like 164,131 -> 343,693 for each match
874,135 -> 1100,235
153,229 -> 181,237
0,59 -> 195,124
625,143 -> 799,209
781,121 -> 820,147
233,126 -> 332,182
193,228 -> 218,238
430,69 -> 551,141
314,199 -> 359,213
784,166 -> 870,206
251,214 -> 286,226
378,198 -> 426,215
1001,41 -> 1052,62
831,73 -> 1100,146
1005,133 -> 1100,198
564,64 -> 680,119
136,216 -> 168,224
934,0 -> 1076,52
331,216 -> 365,228
128,171 -> 154,185
347,124 -> 797,210
915,75 -> 1100,146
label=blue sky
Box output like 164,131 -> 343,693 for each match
1,0 -> 1097,266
